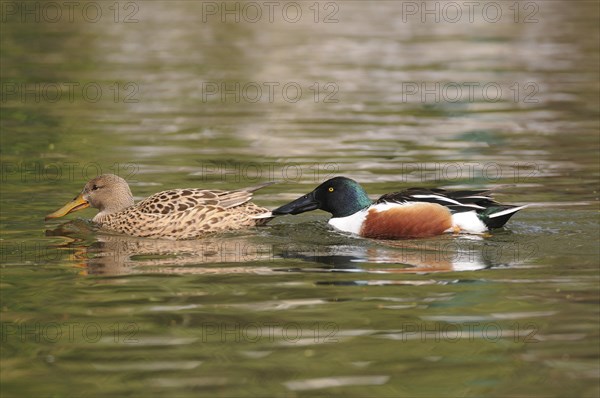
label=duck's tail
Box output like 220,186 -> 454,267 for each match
240,181 -> 277,193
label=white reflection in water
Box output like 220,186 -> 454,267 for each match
284,375 -> 390,391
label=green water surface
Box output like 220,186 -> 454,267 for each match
1,1 -> 599,397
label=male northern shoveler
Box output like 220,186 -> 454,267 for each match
45,174 -> 273,240
272,177 -> 526,239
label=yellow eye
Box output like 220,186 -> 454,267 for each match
328,187 -> 334,192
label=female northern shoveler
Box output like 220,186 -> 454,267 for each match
45,174 -> 273,240
272,176 -> 526,239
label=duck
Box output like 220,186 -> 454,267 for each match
45,174 -> 273,240
272,176 -> 526,239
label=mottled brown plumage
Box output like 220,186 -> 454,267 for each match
45,174 -> 273,240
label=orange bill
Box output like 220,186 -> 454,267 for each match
45,193 -> 89,220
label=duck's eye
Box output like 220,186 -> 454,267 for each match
92,184 -> 99,191
328,187 -> 334,192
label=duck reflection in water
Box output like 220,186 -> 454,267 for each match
46,221 -> 515,276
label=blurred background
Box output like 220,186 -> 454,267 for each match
1,1 -> 599,397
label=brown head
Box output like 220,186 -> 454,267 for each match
45,174 -> 134,220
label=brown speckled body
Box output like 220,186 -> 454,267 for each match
46,174 -> 273,240
95,188 -> 272,240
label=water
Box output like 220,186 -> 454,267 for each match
1,1 -> 599,397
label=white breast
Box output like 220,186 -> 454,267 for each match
328,209 -> 368,235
